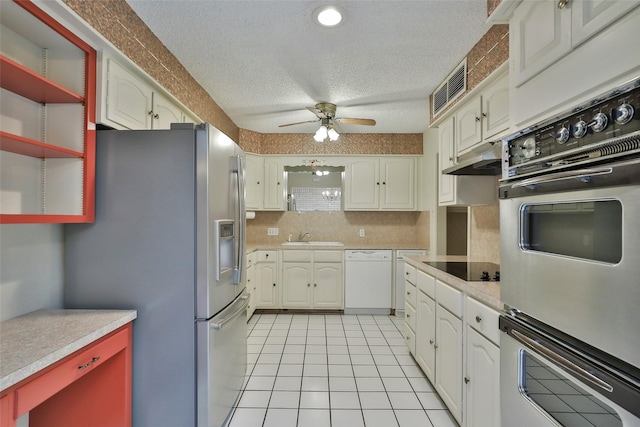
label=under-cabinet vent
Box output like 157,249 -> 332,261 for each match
432,58 -> 467,117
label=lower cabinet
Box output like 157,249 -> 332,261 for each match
255,251 -> 279,309
281,250 -> 343,310
246,252 -> 256,319
464,296 -> 501,427
409,268 -> 500,427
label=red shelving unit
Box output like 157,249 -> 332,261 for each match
0,0 -> 96,223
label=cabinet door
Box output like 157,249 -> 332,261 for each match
571,0 -> 640,48
152,92 -> 183,129
510,0 -> 572,87
465,327 -> 500,427
345,159 -> 379,210
435,305 -> 463,424
380,158 -> 415,210
438,117 -> 456,205
246,265 -> 256,319
455,96 -> 482,155
245,154 -> 264,210
106,59 -> 153,129
415,290 -> 436,383
313,263 -> 343,309
263,158 -> 284,210
481,74 -> 510,141
255,262 -> 278,308
282,263 -> 312,308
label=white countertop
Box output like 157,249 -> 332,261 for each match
403,255 -> 502,311
0,309 -> 137,391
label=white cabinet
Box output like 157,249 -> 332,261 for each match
455,72 -> 509,156
415,288 -> 436,382
281,250 -> 343,310
244,154 -> 285,211
510,0 -> 639,88
345,157 -> 416,210
403,263 -> 418,354
438,117 -> 496,207
435,303 -> 463,424
464,297 -> 500,427
102,57 -> 196,130
0,0 -> 95,223
246,252 -> 257,319
254,251 -> 279,309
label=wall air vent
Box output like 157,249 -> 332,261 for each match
432,58 -> 467,117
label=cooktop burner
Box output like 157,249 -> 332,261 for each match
422,261 -> 500,282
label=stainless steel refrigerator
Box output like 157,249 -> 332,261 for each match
64,123 -> 247,427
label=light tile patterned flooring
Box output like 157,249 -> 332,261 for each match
227,313 -> 458,427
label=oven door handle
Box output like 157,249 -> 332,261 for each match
511,167 -> 613,189
511,329 -> 614,393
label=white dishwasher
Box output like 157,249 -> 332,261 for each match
344,249 -> 393,315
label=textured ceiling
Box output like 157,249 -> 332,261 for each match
126,1 -> 491,134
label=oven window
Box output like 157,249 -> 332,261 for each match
520,200 -> 622,263
518,350 -> 622,427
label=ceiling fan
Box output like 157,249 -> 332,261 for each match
279,103 -> 376,141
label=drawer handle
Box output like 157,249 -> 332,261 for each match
78,356 -> 100,370
475,315 -> 482,323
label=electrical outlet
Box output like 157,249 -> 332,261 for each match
267,227 -> 279,236
359,228 -> 365,237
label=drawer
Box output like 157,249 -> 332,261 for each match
435,280 -> 463,317
405,302 -> 416,332
417,270 -> 435,299
404,263 -> 416,284
256,250 -> 277,262
405,323 -> 416,355
282,250 -> 312,262
313,250 -> 343,263
405,281 -> 417,308
466,296 -> 501,346
15,326 -> 130,416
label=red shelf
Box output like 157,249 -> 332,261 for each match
0,55 -> 84,104
0,131 -> 83,158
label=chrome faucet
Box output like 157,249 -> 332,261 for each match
297,232 -> 311,242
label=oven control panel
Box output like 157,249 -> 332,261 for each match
504,79 -> 640,179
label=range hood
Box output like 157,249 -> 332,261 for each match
443,141 -> 502,175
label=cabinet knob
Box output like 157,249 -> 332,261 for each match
154,113 -> 159,119
464,377 -> 470,384
429,339 -> 434,345
405,272 -> 410,276
257,181 -> 260,184
273,283 -> 276,287
434,344 -> 438,350
406,336 -> 410,340
406,313 -> 410,318
475,116 -> 481,122
265,254 -> 269,258
557,0 -> 568,9
376,182 -> 380,185
308,283 -> 311,287
406,291 -> 410,295
314,284 -> 317,287
482,113 -> 487,118
148,110 -> 154,116
475,315 -> 482,323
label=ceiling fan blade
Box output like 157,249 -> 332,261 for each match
278,119 -> 319,128
335,118 -> 376,126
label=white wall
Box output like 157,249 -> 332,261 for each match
0,224 -> 64,321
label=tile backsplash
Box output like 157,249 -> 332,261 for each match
247,211 -> 430,249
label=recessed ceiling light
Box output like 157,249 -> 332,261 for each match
315,6 -> 343,27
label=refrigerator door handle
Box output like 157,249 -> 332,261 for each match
231,155 -> 245,285
211,295 -> 249,330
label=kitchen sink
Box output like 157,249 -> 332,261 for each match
282,241 -> 344,246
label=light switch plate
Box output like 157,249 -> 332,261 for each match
267,227 -> 279,236
359,228 -> 365,237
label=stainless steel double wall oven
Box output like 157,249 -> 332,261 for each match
499,78 -> 640,426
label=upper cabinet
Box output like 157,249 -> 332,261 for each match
509,0 -> 640,128
99,56 -> 198,130
344,157 -> 416,211
0,0 -> 96,223
245,154 -> 285,211
455,71 -> 510,156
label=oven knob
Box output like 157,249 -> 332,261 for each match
614,103 -> 635,125
588,112 -> 609,132
555,127 -> 569,144
572,120 -> 588,138
480,271 -> 490,281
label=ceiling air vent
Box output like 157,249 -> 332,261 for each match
432,58 -> 467,117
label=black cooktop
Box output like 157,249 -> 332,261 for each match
422,261 -> 500,282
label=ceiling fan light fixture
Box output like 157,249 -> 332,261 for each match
314,125 -> 328,142
327,127 -> 339,141
315,6 -> 343,27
